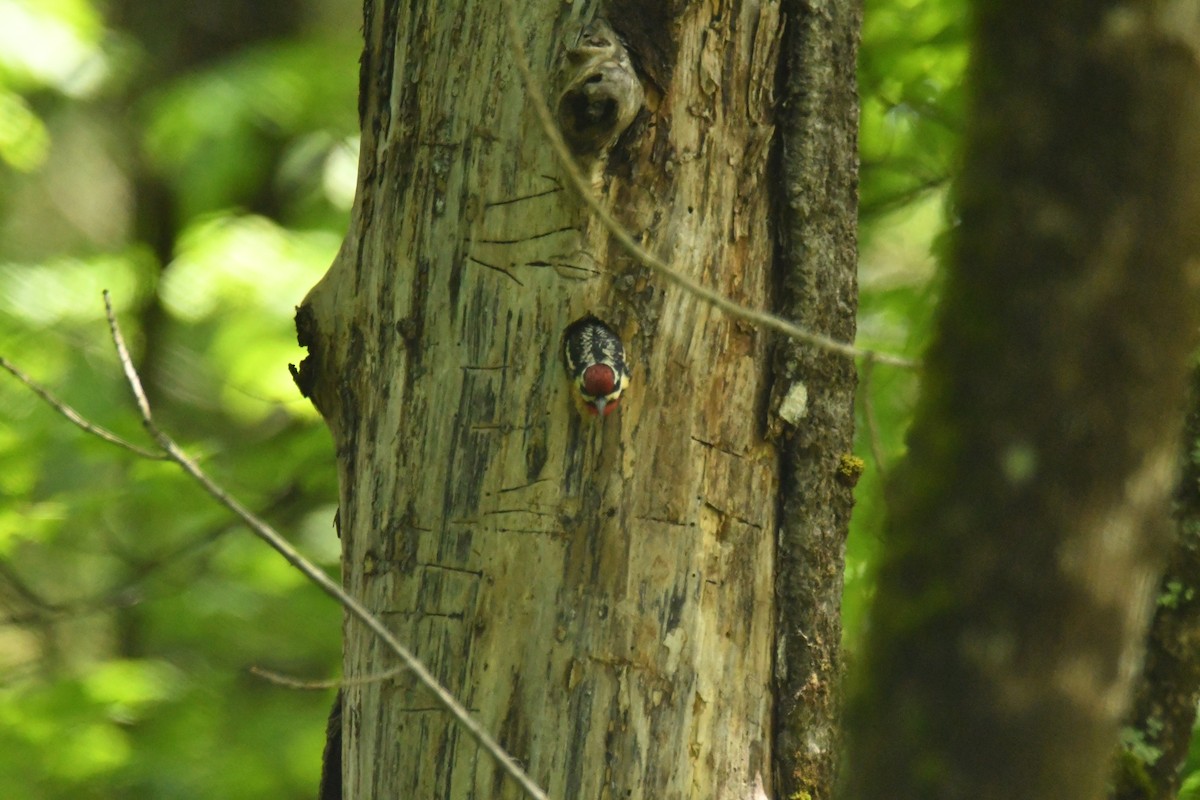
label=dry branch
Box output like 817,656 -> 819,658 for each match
500,0 -> 914,370
60,291 -> 550,800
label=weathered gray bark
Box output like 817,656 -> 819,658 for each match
770,1 -> 861,798
1113,368 -> 1200,800
293,1 -> 829,797
843,2 -> 1200,799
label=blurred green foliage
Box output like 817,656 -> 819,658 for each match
849,0 -> 967,647
0,0 -> 356,796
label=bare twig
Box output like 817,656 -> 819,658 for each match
0,355 -> 166,460
499,0 -> 916,370
250,664 -> 410,691
101,292 -> 550,800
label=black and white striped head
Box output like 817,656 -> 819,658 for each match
562,315 -> 629,416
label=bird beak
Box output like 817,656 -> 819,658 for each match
592,398 -> 607,415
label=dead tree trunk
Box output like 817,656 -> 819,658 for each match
294,1 -> 856,797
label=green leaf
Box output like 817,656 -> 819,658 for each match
0,89 -> 48,170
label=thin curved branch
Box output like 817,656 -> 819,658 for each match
250,665 -> 409,691
499,0 -> 916,369
101,292 -> 551,800
0,355 -> 167,460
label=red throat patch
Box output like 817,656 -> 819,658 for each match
582,364 -> 616,396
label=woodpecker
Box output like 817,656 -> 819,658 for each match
562,315 -> 629,417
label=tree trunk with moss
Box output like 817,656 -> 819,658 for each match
843,3 -> 1200,800
1113,367 -> 1200,800
295,1 -> 858,798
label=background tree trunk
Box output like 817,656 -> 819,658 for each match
292,0 -> 859,797
844,3 -> 1200,799
1113,366 -> 1200,800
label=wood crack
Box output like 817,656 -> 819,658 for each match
472,225 -> 578,244
484,187 -> 563,207
690,435 -> 744,458
466,255 -> 524,285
